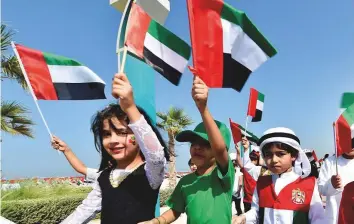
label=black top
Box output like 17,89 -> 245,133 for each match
98,164 -> 159,224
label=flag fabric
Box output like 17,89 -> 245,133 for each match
336,103 -> 354,156
186,0 -> 277,92
229,118 -> 259,145
14,44 -> 106,100
247,88 -> 265,122
123,1 -> 191,85
338,181 -> 354,224
312,150 -> 318,162
229,118 -> 242,144
340,92 -> 354,114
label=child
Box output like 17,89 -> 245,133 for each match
318,150 -> 354,224
235,145 -> 270,213
233,127 -> 325,224
230,153 -> 243,216
140,76 -> 234,224
303,149 -> 319,178
60,73 -> 170,224
188,158 -> 197,172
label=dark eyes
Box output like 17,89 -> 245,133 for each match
102,131 -> 128,137
264,152 -> 287,157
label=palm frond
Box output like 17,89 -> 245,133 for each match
1,100 -> 35,138
156,122 -> 166,131
1,55 -> 28,90
1,24 -> 15,52
156,106 -> 193,134
156,112 -> 167,121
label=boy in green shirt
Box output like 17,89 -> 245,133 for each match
139,76 -> 235,224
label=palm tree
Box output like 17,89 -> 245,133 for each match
1,24 -> 34,139
1,101 -> 34,138
1,24 -> 28,89
157,107 -> 193,187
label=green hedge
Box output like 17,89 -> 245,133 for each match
2,195 -> 89,224
2,187 -> 174,223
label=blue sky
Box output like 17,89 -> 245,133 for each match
2,0 -> 354,179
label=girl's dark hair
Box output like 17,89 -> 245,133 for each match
188,159 -> 193,166
262,142 -> 299,159
91,103 -> 170,171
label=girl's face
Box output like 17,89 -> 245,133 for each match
190,139 -> 215,169
263,145 -> 296,174
189,163 -> 197,172
102,117 -> 139,162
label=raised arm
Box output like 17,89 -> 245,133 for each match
112,73 -> 166,189
51,136 -> 87,175
192,76 -> 229,169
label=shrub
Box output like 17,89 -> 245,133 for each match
2,195 -> 87,224
2,183 -> 175,223
2,182 -> 91,201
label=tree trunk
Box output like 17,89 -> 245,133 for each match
167,131 -> 177,188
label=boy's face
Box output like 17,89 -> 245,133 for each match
251,159 -> 258,166
241,136 -> 249,149
263,145 -> 296,174
190,138 -> 215,168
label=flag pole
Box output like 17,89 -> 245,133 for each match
332,122 -> 339,175
241,116 -> 250,199
116,0 -> 133,73
11,42 -> 53,140
120,47 -> 128,73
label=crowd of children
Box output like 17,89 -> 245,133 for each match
51,72 -> 353,223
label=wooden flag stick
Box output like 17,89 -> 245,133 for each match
116,0 -> 133,72
333,122 -> 339,175
11,42 -> 53,140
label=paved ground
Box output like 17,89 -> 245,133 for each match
88,205 -> 240,224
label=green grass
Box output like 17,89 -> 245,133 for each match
1,181 -> 91,201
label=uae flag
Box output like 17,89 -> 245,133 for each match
14,44 -> 106,100
229,118 -> 242,144
335,103 -> 354,156
186,0 -> 277,92
229,118 -> 259,145
123,1 -> 191,85
247,88 -> 265,122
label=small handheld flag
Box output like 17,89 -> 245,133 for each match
247,88 -> 265,122
335,103 -> 354,157
186,0 -> 277,91
120,1 -> 191,85
13,44 -> 106,100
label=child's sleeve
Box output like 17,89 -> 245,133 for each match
165,181 -> 185,214
128,115 -> 166,190
318,157 -> 342,196
61,181 -> 102,223
244,185 -> 259,223
216,156 -> 235,190
85,168 -> 99,182
308,179 -> 326,224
